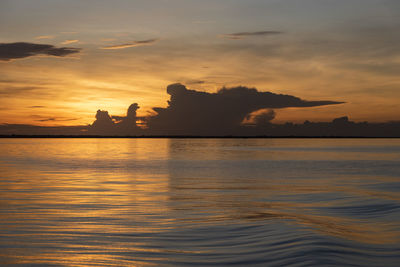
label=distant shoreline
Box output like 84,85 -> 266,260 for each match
1,135 -> 399,138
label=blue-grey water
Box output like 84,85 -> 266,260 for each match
0,138 -> 400,266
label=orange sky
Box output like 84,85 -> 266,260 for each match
1,0 -> 399,126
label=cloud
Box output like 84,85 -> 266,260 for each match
35,117 -> 78,122
0,86 -> 39,95
0,42 -> 81,61
101,38 -> 117,42
221,31 -> 283,40
243,109 -> 276,126
61,39 -> 79,45
146,83 -> 343,135
30,114 -> 79,122
35,35 -> 55,40
4,84 -> 400,137
101,39 -> 159,50
185,80 -> 205,85
29,106 -> 46,108
89,110 -> 114,131
88,103 -> 142,135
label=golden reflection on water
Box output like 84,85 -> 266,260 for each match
0,138 -> 400,265
1,139 -> 173,265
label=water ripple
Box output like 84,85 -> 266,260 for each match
1,138 -> 400,266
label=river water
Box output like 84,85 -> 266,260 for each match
0,138 -> 399,266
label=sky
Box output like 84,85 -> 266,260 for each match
1,0 -> 399,126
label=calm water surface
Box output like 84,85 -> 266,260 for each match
0,138 -> 400,266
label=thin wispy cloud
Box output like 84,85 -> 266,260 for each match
101,38 -> 117,42
29,106 -> 46,108
36,118 -> 79,122
61,39 -> 79,45
186,80 -> 205,85
32,115 -> 79,122
101,39 -> 159,50
221,31 -> 283,40
35,35 -> 55,40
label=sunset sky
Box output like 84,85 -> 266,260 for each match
1,0 -> 399,126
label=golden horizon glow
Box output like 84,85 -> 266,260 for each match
1,0 -> 399,127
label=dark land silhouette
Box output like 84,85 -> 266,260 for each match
1,83 -> 399,137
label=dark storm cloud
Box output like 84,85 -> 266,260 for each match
3,83 -> 400,137
0,42 -> 80,61
88,103 -> 142,135
243,109 -> 276,126
88,110 -> 114,134
85,83 -> 342,136
146,83 -> 343,135
255,110 -> 276,125
221,31 -> 283,40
